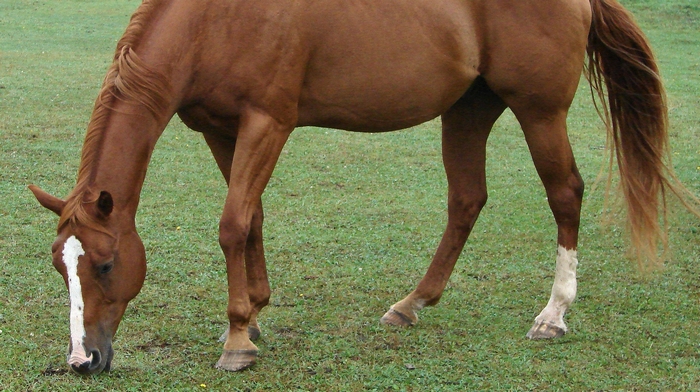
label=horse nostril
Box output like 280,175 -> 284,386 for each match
88,349 -> 102,371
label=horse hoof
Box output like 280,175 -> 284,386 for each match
380,308 -> 416,327
215,349 -> 258,372
526,321 -> 566,339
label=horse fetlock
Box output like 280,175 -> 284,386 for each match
222,326 -> 258,351
218,319 -> 261,343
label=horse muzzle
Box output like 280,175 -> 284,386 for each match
67,344 -> 114,375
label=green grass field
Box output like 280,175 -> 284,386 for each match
1,0 -> 698,390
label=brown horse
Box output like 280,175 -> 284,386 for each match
30,0 -> 682,374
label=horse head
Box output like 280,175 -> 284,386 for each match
29,185 -> 146,375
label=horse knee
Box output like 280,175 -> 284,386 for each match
219,216 -> 250,254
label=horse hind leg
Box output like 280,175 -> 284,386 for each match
525,121 -> 583,339
381,78 -> 506,326
202,132 -> 271,343
504,100 -> 585,339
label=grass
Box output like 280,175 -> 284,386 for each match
1,0 -> 699,390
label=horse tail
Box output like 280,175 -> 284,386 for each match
585,0 -> 698,269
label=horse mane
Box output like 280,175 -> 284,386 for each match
59,0 -> 171,234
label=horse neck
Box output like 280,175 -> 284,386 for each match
77,104 -> 169,223
67,0 -> 195,228
72,17 -> 183,222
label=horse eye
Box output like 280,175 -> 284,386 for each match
98,262 -> 114,275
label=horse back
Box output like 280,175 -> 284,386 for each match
132,0 -> 591,133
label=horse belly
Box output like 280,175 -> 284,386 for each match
296,1 -> 479,132
297,65 -> 477,132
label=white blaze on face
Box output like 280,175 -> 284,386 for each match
62,235 -> 93,366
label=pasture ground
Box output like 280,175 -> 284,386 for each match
1,0 -> 698,390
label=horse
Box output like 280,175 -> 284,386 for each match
29,0 -> 682,375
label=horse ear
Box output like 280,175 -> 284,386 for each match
96,191 -> 113,217
28,185 -> 66,216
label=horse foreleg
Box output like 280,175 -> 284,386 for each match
213,112 -> 291,371
216,203 -> 269,342
382,79 -> 506,326
243,204 -> 268,341
203,132 -> 270,342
